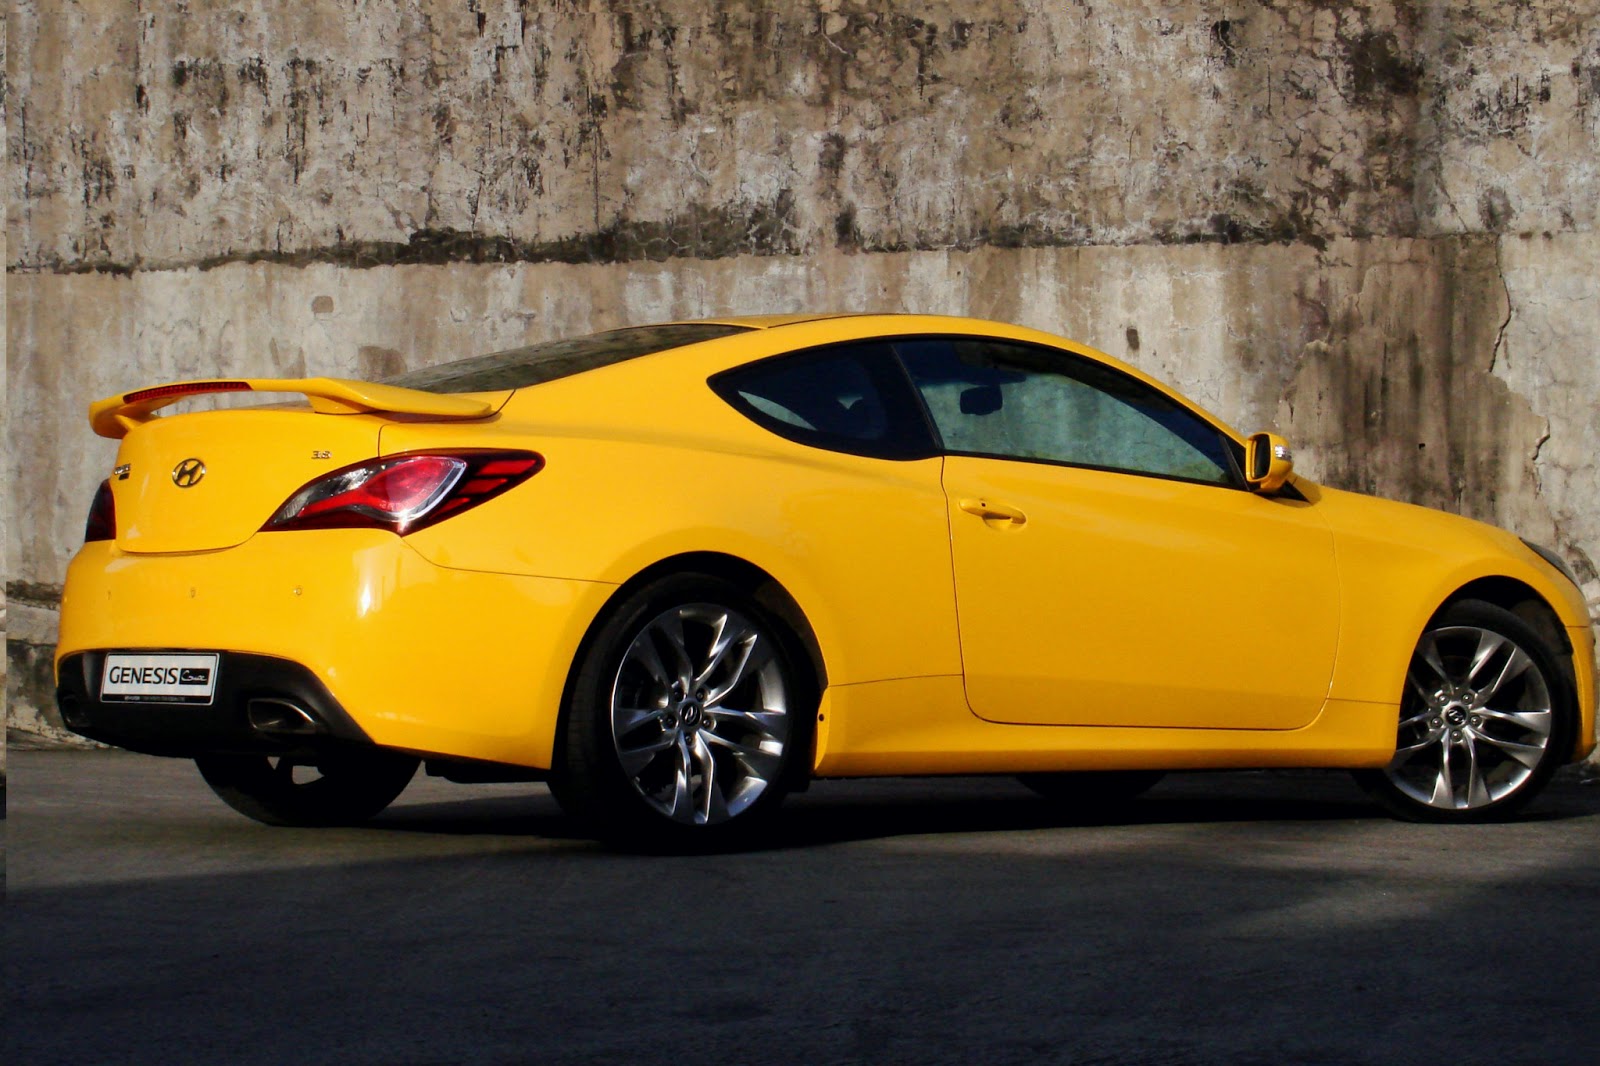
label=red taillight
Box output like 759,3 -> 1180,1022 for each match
85,479 -> 116,542
263,450 -> 543,535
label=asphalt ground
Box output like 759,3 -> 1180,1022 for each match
6,749 -> 1599,1065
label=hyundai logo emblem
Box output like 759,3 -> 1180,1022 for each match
171,458 -> 207,488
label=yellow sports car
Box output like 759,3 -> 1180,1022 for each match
55,314 -> 1595,842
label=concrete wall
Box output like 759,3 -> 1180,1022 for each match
7,1 -> 1599,749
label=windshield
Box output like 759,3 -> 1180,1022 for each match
385,322 -> 753,394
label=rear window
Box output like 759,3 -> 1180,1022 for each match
386,322 -> 752,394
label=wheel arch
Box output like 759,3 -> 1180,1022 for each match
1435,576 -> 1574,660
549,550 -> 828,777
1427,576 -> 1589,762
1331,563 -> 1579,710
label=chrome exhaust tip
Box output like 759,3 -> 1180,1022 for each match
58,693 -> 87,729
246,697 -> 323,735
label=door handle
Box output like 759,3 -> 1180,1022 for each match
958,498 -> 1027,525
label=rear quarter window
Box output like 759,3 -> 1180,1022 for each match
710,343 -> 938,461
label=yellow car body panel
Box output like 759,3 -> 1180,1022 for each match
59,532 -> 615,766
55,312 -> 1596,785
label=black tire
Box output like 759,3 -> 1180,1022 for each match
551,573 -> 814,849
1017,770 -> 1165,807
1353,599 -> 1575,823
195,749 -> 419,827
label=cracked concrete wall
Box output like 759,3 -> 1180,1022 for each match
7,1 -> 1599,747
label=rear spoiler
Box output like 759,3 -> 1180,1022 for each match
89,378 -> 497,439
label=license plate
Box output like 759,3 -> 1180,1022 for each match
101,653 -> 220,705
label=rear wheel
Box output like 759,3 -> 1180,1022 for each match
1017,770 -> 1165,808
1354,600 -> 1573,823
552,574 -> 811,848
196,749 -> 419,827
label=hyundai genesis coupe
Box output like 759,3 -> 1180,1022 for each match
55,314 -> 1595,843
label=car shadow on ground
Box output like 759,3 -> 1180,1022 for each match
15,755 -> 1599,1066
371,769 -> 1600,850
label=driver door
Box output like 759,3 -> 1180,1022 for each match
898,337 -> 1340,730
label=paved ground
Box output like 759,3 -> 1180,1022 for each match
6,749 -> 1599,1065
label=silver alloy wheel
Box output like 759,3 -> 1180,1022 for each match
609,603 -> 791,826
1385,624 -> 1554,810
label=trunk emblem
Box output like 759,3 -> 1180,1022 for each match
172,458 -> 207,488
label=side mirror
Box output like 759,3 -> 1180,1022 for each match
1245,431 -> 1294,494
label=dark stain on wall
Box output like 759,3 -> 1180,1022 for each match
834,204 -> 860,249
6,579 -> 69,728
73,133 -> 117,209
1478,187 -> 1513,232
6,640 -> 64,735
107,190 -> 809,273
1576,53 -> 1600,116
357,345 -> 408,379
1344,31 -> 1423,105
169,57 -> 229,109
1469,74 -> 1550,136
1285,237 -> 1533,519
238,55 -> 270,100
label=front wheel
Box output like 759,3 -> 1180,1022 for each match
1354,600 -> 1574,823
551,574 -> 812,848
196,749 -> 419,826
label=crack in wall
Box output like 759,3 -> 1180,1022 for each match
1530,427 -> 1552,496
1488,237 -> 1513,374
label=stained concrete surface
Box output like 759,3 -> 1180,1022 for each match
7,749 -> 1600,1064
11,2 -> 1599,269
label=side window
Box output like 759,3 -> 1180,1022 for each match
709,343 -> 938,460
898,338 -> 1239,486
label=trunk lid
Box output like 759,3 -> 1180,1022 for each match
111,406 -> 391,553
95,379 -> 507,554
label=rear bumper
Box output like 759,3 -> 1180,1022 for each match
57,651 -> 372,758
56,530 -> 618,767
